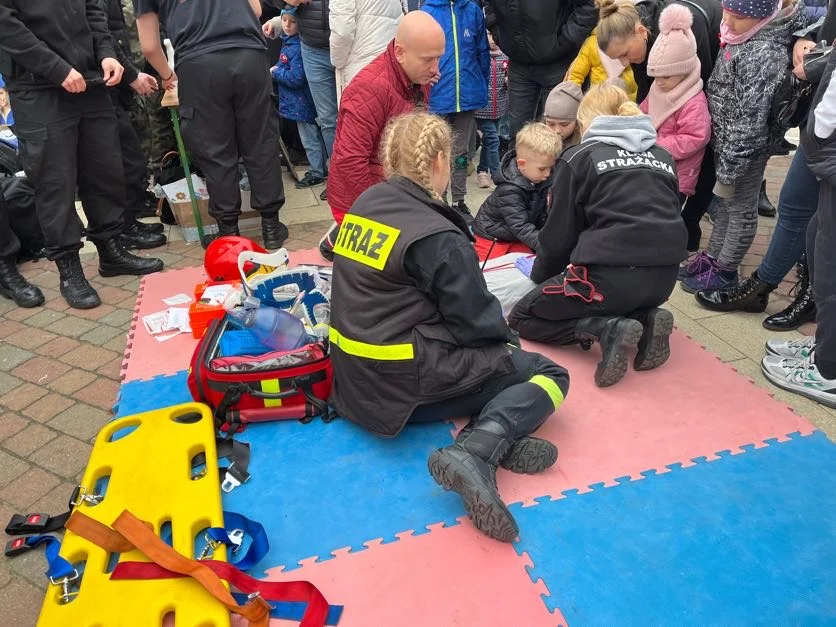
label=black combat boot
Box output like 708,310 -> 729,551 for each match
201,217 -> 241,249
763,262 -> 816,331
629,308 -> 675,371
131,219 -> 165,235
758,180 -> 776,217
428,419 -> 518,542
0,257 -> 44,308
119,220 -> 167,250
695,270 -> 776,313
457,421 -> 558,475
95,239 -> 164,277
261,213 -> 289,250
576,317 -> 644,387
56,255 -> 100,309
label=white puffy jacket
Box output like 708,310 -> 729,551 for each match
330,0 -> 404,98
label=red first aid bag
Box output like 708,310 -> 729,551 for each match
188,317 -> 334,432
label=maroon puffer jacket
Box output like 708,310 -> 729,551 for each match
328,41 -> 429,224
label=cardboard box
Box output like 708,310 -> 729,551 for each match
163,174 -> 260,243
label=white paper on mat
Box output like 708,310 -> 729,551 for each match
162,293 -> 193,306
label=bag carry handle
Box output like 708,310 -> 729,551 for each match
213,373 -> 334,428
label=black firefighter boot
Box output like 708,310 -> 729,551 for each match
201,217 -> 240,249
758,180 -> 776,218
261,213 -> 289,250
629,308 -> 675,371
695,270 -> 776,313
763,262 -> 816,331
575,317 -> 644,387
0,257 -> 44,308
428,420 -> 518,542
56,255 -> 101,309
457,421 -> 557,475
95,239 -> 164,277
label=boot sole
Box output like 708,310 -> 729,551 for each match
500,438 -> 558,474
98,260 -> 164,278
634,309 -> 674,371
428,450 -> 518,543
596,320 -> 643,388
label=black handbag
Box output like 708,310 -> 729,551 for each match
775,74 -> 814,128
775,42 -> 834,128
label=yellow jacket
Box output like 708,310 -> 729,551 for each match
567,34 -> 638,102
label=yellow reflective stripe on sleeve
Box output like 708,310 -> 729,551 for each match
332,215 -> 400,271
329,327 -> 414,360
529,375 -> 564,410
260,378 -> 282,408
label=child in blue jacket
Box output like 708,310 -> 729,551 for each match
270,9 -> 328,190
421,0 -> 491,217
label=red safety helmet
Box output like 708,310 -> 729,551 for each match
204,236 -> 266,282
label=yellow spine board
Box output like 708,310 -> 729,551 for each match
37,403 -> 230,627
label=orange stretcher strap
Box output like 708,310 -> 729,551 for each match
65,510 -> 271,627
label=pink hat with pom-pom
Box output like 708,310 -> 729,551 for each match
647,4 -> 699,77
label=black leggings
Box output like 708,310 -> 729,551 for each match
681,149 -> 716,252
508,265 -> 679,345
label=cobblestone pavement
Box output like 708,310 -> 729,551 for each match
1,154 -> 834,623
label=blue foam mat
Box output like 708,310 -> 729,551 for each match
116,372 -> 464,574
511,431 -> 836,624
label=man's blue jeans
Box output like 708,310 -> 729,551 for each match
296,120 -> 328,179
476,118 -> 500,178
758,145 -> 820,285
300,42 -> 337,158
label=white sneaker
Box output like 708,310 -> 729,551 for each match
764,335 -> 815,360
761,352 -> 836,409
476,172 -> 493,188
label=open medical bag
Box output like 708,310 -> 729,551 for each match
188,316 -> 334,431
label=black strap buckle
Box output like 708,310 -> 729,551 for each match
5,512 -> 50,535
5,536 -> 31,557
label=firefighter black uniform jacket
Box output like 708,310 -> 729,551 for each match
0,0 -> 117,91
531,114 -> 688,285
329,176 -> 517,437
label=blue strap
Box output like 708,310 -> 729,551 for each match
231,593 -> 344,625
204,511 -> 269,572
25,535 -> 76,581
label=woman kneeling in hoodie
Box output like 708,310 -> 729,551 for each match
509,84 -> 688,388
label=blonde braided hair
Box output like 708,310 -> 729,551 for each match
381,112 -> 452,200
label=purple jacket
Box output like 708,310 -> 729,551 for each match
640,91 -> 711,196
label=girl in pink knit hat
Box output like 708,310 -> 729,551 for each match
639,4 -> 711,208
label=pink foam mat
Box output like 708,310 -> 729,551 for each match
121,250 -> 331,383
251,521 -> 563,627
472,331 -> 815,507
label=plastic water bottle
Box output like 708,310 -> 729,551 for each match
226,306 -> 311,351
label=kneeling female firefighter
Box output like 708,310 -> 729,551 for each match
327,112 -> 569,542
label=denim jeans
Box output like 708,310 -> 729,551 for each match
758,145 -> 820,285
296,120 -> 328,179
476,118 -> 500,177
499,112 -> 510,141
300,42 -> 337,158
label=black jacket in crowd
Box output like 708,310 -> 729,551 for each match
482,0 -> 598,66
472,150 -> 551,249
530,119 -> 688,285
633,0 -> 722,102
0,0 -> 117,91
278,0 -> 331,49
804,49 -> 836,185
96,0 -> 139,86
